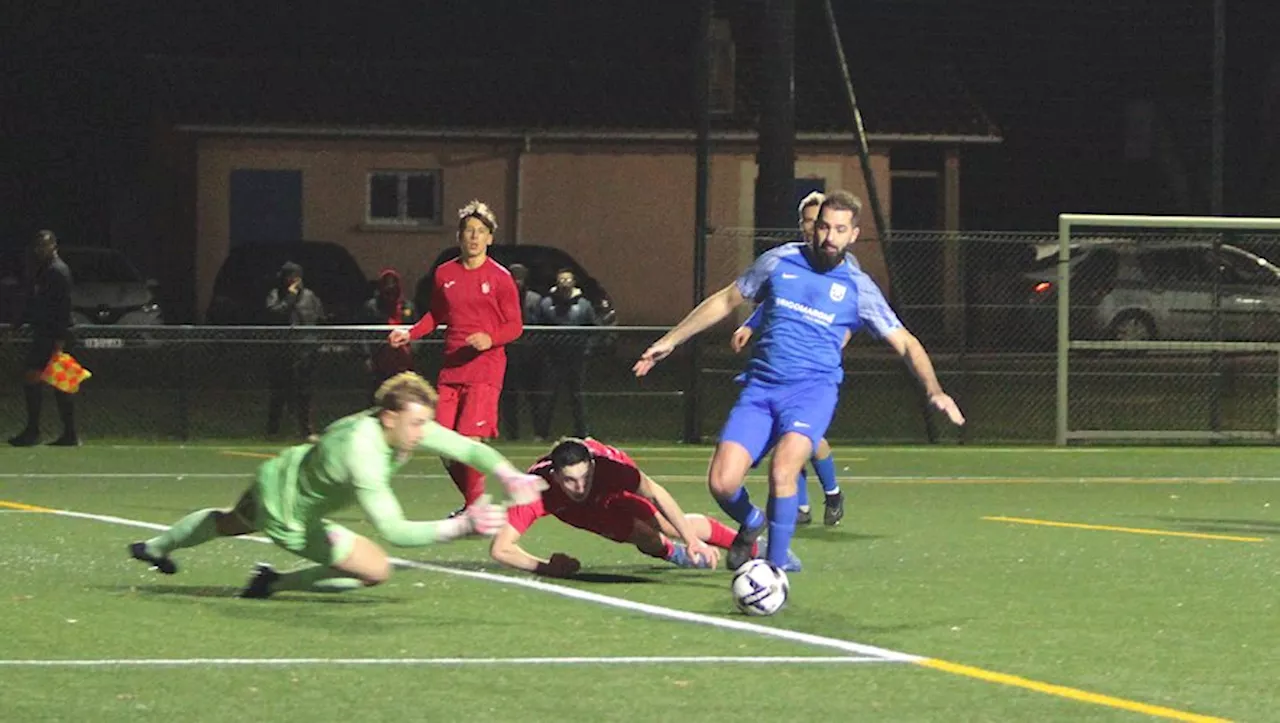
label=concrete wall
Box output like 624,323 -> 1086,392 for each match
193,135 -> 893,324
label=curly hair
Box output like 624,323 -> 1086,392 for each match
457,199 -> 498,235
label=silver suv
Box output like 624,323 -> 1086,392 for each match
1023,240 -> 1280,341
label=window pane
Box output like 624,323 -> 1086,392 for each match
405,174 -> 437,221
369,175 -> 400,219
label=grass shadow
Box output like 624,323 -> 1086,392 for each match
1146,516 -> 1280,536
102,584 -> 396,604
792,529 -> 887,543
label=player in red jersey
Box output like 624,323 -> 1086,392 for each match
491,438 -> 760,578
389,200 -> 523,511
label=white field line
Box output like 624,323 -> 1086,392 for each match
0,655 -> 890,668
35,507 -> 919,664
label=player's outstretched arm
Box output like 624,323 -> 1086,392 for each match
490,524 -> 580,577
882,328 -> 966,426
417,423 -> 548,504
637,474 -> 720,569
355,483 -> 505,546
634,282 -> 746,376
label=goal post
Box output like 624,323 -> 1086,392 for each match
1055,213 -> 1280,445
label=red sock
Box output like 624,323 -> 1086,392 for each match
650,537 -> 675,561
705,517 -> 737,549
446,463 -> 487,506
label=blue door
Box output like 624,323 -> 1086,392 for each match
229,170 -> 302,246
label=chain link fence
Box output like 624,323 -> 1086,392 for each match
8,228 -> 1280,445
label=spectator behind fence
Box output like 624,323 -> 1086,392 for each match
363,268 -> 417,400
7,230 -> 79,447
536,268 -> 597,438
500,263 -> 547,440
264,261 -> 325,441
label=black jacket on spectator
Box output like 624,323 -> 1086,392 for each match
24,256 -> 73,342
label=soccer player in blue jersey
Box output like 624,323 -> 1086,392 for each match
634,190 -> 964,573
731,191 -> 848,526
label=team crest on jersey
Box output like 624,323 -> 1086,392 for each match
481,282 -> 491,294
829,282 -> 847,302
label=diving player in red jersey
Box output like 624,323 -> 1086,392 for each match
491,438 -> 760,577
389,200 -> 522,511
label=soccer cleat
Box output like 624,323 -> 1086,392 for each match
446,505 -> 467,519
780,548 -> 803,573
49,434 -> 81,447
796,506 -> 813,525
726,518 -> 767,571
239,563 -> 280,599
128,541 -> 178,575
8,430 -> 40,447
823,491 -> 845,527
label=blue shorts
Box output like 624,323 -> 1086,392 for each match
718,379 -> 839,464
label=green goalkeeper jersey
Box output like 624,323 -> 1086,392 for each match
254,411 -> 508,547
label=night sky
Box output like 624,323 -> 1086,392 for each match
3,0 -> 1277,247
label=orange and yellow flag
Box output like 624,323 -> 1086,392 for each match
41,352 -> 92,394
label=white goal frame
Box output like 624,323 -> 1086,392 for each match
1055,213 -> 1280,445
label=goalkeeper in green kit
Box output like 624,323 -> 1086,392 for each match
127,372 -> 547,599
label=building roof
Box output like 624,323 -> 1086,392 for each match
149,10 -> 1000,144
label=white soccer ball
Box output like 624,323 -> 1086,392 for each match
731,559 -> 789,616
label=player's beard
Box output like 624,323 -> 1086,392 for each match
807,241 -> 847,272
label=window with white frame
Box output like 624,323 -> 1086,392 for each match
366,170 -> 441,226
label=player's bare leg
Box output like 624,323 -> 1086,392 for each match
129,490 -> 258,574
653,512 -> 757,564
708,441 -> 766,570
765,432 -> 811,572
242,533 -> 390,599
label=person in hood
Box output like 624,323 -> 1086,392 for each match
264,261 -> 325,440
363,268 -> 417,399
536,268 -> 597,438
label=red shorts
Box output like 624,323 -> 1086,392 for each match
435,383 -> 501,438
556,492 -> 659,543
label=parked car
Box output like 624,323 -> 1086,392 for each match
206,241 -> 372,324
0,246 -> 164,327
1022,240 -> 1280,342
414,244 -> 617,326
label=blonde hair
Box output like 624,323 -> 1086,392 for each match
796,191 -> 826,218
374,372 -> 439,411
457,199 -> 498,234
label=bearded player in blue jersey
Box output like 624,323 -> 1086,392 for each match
633,190 -> 965,573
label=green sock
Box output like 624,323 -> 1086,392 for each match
145,509 -> 221,557
272,564 -> 366,594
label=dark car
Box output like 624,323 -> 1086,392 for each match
414,244 -> 617,325
206,241 -> 372,324
0,245 -> 163,327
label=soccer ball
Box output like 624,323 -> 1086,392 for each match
731,559 -> 789,616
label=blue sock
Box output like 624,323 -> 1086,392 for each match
765,494 -> 798,568
665,543 -> 690,567
717,486 -> 765,530
795,469 -> 810,509
812,453 -> 840,495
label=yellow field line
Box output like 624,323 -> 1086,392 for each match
983,516 -> 1266,543
915,658 -> 1231,722
220,450 -> 274,459
0,499 -> 56,512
